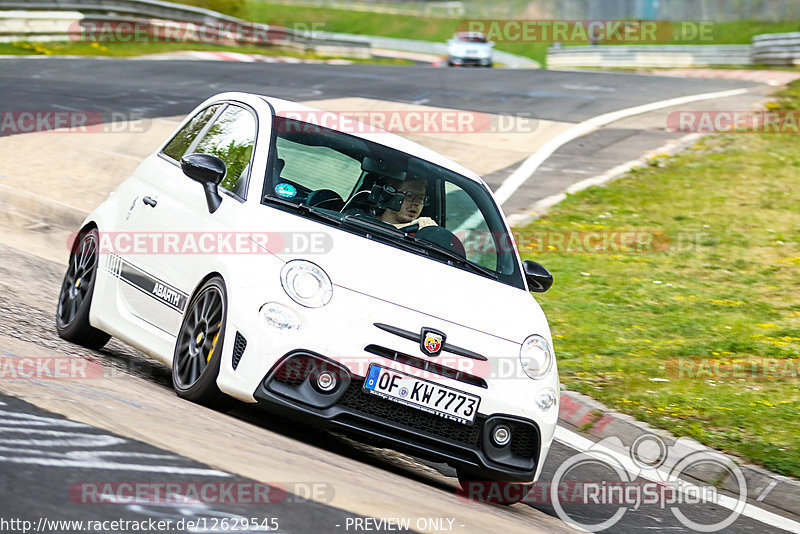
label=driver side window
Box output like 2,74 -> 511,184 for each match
162,105 -> 222,162
443,181 -> 496,270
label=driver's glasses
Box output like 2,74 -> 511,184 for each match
399,191 -> 430,205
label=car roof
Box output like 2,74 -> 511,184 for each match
255,94 -> 487,186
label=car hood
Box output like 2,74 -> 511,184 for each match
277,220 -> 549,343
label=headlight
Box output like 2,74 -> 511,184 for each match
259,302 -> 301,331
280,260 -> 333,308
519,334 -> 553,379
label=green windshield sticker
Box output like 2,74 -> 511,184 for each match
275,183 -> 297,198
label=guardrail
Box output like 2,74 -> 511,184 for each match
0,1 -> 373,57
0,0 -> 540,68
0,0 -> 241,23
0,0 -> 538,67
752,32 -> 800,66
0,13 -> 373,56
0,10 -> 83,42
547,45 -> 753,68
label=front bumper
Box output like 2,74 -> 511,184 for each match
448,56 -> 492,67
253,351 -> 542,482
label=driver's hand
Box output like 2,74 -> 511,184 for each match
415,217 -> 437,229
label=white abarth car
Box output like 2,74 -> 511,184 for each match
447,32 -> 494,67
55,92 -> 558,502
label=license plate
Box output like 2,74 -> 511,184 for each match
363,364 -> 480,425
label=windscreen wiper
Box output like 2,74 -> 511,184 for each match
264,195 -> 344,225
413,239 -> 498,279
344,215 -> 497,279
341,215 -> 430,254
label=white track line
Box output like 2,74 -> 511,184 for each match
495,87 -> 750,206
555,426 -> 800,533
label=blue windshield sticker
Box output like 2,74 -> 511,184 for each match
275,183 -> 297,198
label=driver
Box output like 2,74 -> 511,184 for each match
379,178 -> 437,230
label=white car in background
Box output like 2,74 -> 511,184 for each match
447,32 -> 494,67
55,92 -> 557,504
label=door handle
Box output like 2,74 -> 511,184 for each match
142,196 -> 157,208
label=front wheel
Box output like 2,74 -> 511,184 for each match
55,228 -> 110,350
172,276 -> 233,410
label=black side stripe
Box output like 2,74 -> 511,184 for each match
113,257 -> 189,313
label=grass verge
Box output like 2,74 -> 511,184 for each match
0,40 -> 411,64
514,80 -> 800,477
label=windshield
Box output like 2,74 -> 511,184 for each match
456,33 -> 488,43
262,115 -> 524,290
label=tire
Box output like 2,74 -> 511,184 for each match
55,228 -> 110,350
172,276 -> 234,410
457,470 -> 531,505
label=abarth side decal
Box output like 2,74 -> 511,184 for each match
105,254 -> 188,313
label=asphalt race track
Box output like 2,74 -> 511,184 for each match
0,57 -> 795,533
0,59 -> 756,123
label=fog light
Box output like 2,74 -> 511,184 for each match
316,371 -> 337,392
492,424 -> 512,447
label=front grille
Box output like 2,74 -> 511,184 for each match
365,345 -> 488,389
509,422 -> 539,459
232,332 -> 247,370
337,379 -> 484,447
273,355 -> 314,386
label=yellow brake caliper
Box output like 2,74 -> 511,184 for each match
206,323 -> 221,362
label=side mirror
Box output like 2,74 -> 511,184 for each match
522,260 -> 553,293
181,153 -> 225,213
488,41 -> 495,47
